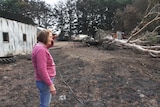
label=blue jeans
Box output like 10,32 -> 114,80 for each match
36,78 -> 54,107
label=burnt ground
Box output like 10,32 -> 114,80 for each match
0,41 -> 160,107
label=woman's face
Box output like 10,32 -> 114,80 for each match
46,32 -> 53,45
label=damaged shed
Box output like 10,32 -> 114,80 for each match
0,12 -> 37,58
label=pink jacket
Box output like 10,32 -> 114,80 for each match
32,42 -> 56,86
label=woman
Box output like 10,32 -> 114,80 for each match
32,30 -> 57,107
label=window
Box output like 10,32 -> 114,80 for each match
23,34 -> 27,42
3,32 -> 9,42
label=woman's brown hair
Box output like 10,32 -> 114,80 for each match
37,30 -> 52,44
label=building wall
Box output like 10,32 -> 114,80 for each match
0,17 -> 37,57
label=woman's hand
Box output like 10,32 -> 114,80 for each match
52,34 -> 58,40
49,84 -> 56,95
52,36 -> 57,40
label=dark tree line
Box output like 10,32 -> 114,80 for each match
54,0 -> 133,39
0,0 -> 159,40
0,0 -> 54,28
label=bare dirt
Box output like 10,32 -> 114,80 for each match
0,41 -> 160,107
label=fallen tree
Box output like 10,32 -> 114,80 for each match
127,2 -> 160,57
94,31 -> 160,58
102,36 -> 160,57
127,3 -> 160,42
94,1 -> 160,58
81,1 -> 160,58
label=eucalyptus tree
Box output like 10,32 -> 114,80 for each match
0,0 -> 29,14
27,0 -> 54,28
53,2 -> 68,39
114,3 -> 143,33
65,0 -> 77,39
76,0 -> 106,36
76,0 -> 131,37
53,0 -> 132,38
0,0 -> 55,28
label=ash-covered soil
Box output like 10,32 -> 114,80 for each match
0,41 -> 160,107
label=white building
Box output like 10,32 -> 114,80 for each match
0,17 -> 37,57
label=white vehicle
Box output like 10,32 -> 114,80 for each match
73,34 -> 89,41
